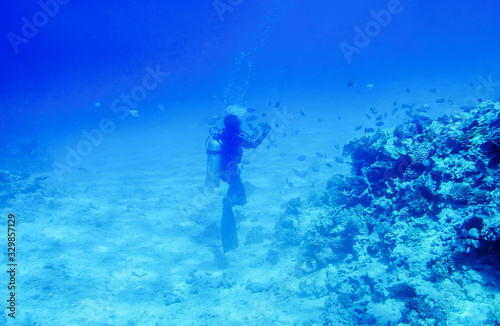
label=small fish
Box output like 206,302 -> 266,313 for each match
246,115 -> 257,122
376,115 -> 383,121
247,107 -> 256,113
366,84 -> 374,89
384,112 -> 387,118
393,101 -> 397,106
364,128 -> 375,133
129,110 -> 139,117
347,80 -> 356,87
287,181 -> 294,188
131,271 -> 147,278
158,104 -> 165,111
334,143 -> 340,150
297,155 -> 306,161
93,102 -> 101,108
406,88 -> 410,93
416,108 -> 427,113
405,110 -> 413,117
339,116 -> 341,120
262,113 -> 267,117
435,98 -> 445,103
316,152 -> 326,158
275,102 -> 280,108
355,125 -> 363,131
376,121 -> 384,126
326,163 -> 333,168
365,114 -> 371,120
401,103 -> 414,109
283,132 -> 286,138
293,169 -> 307,178
279,153 -> 287,157
242,159 -> 250,165
300,111 -> 306,117
369,107 -> 377,114
391,108 -> 399,115
478,99 -> 483,102
429,88 -> 437,93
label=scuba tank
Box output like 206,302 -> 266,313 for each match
205,127 -> 222,188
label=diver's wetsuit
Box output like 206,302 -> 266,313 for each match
215,121 -> 270,253
216,130 -> 264,206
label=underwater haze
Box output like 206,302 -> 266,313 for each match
1,0 -> 500,325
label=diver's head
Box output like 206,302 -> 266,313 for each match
224,114 -> 241,133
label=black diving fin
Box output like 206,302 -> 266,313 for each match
221,196 -> 238,253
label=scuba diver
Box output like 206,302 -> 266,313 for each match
205,114 -> 271,253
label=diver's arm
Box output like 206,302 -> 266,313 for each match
243,124 -> 271,149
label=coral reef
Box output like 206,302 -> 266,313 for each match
282,101 -> 500,325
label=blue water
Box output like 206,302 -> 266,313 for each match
1,0 -> 500,325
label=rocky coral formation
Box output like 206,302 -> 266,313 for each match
0,138 -> 50,172
0,137 -> 52,205
338,101 -> 500,266
277,101 -> 500,325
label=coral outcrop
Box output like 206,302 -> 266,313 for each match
281,101 -> 500,325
